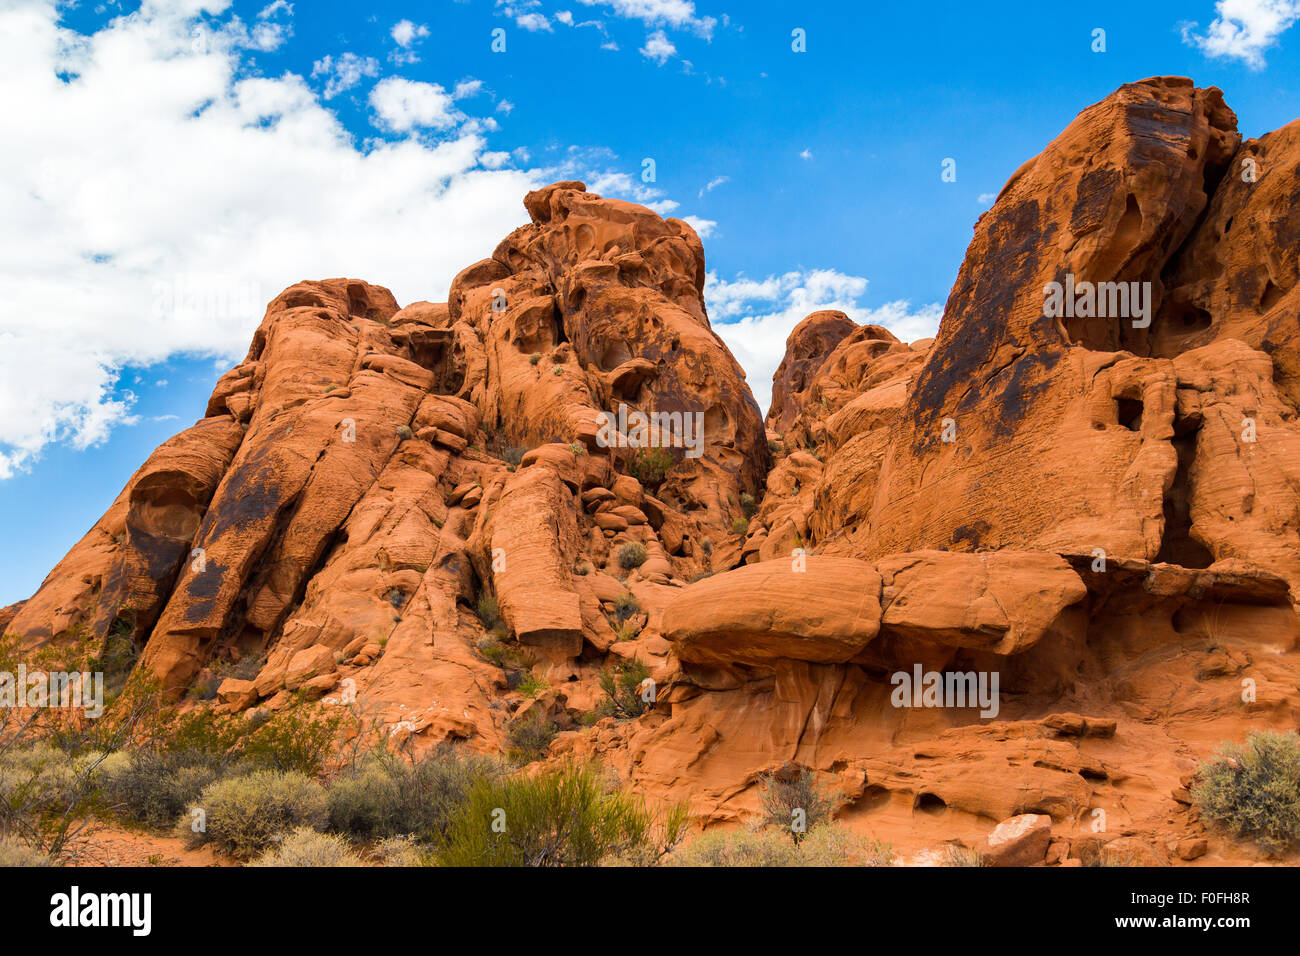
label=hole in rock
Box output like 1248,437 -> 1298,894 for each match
1260,280 -> 1284,313
1155,423 -> 1214,568
1116,397 -> 1144,432
1079,768 -> 1109,784
914,792 -> 947,815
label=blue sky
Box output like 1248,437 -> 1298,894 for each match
1,0 -> 1297,606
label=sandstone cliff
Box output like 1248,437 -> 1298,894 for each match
6,77 -> 1300,865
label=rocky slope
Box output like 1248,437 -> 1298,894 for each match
6,77 -> 1300,865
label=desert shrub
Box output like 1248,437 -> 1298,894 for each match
250,827 -> 364,867
99,749 -> 223,829
943,844 -> 984,867
1193,730 -> 1300,854
757,765 -> 836,844
515,671 -> 547,698
372,834 -> 427,866
731,517 -> 750,534
674,825 -> 892,867
552,365 -> 564,376
328,747 -> 506,846
188,770 -> 328,859
568,442 -> 586,457
236,705 -> 345,777
600,660 -> 652,719
326,759 -> 403,839
476,635 -> 504,666
436,764 -> 682,866
617,542 -> 647,571
800,825 -> 894,866
0,835 -> 52,867
670,827 -> 800,867
740,492 -> 757,517
627,447 -> 673,488
476,592 -> 504,633
395,424 -> 414,440
612,620 -> 640,642
528,352 -> 542,365
505,716 -> 558,762
611,593 -> 640,621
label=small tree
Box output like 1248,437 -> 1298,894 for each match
757,764 -> 835,844
1193,730 -> 1300,854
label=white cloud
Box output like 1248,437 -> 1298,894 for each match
497,99 -> 515,114
799,148 -> 813,160
698,174 -> 728,197
453,77 -> 483,99
705,270 -> 943,413
311,52 -> 379,99
369,77 -> 459,132
977,192 -> 996,205
391,18 -> 430,48
640,29 -> 676,64
682,215 -> 716,237
556,9 -> 575,24
1181,0 -> 1300,68
516,12 -> 553,31
0,0 -> 543,477
389,18 -> 430,63
577,0 -> 717,38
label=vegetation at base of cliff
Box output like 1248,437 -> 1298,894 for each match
436,763 -> 688,867
669,824 -> 894,867
757,765 -> 837,844
1193,730 -> 1300,855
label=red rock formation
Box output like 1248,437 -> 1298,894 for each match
6,79 -> 1300,866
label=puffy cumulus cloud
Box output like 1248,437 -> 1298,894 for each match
368,77 -> 459,131
389,18 -> 430,64
495,1 -> 552,32
1181,0 -> 1300,68
639,28 -> 676,64
577,0 -> 717,38
0,0 -> 541,477
705,270 -> 943,414
311,51 -> 380,99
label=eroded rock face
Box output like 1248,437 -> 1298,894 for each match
6,78 -> 1300,866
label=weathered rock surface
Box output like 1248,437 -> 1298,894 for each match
6,78 -> 1300,866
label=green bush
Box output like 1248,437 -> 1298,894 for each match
327,748 -> 506,846
1193,730 -> 1300,854
395,424 -> 414,440
236,705 -> 344,777
505,716 -> 558,762
529,353 -> 542,366
627,447 -> 674,488
188,770 -> 328,859
757,765 -> 836,844
250,827 -> 364,867
731,517 -> 750,534
617,542 -> 647,571
611,593 -> 640,621
436,764 -> 683,866
100,749 -> 224,829
599,660 -> 652,719
740,492 -> 757,517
